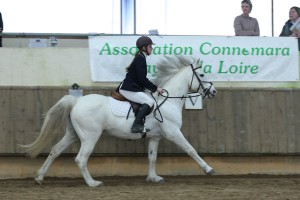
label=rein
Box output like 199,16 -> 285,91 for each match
151,63 -> 214,123
151,89 -> 201,123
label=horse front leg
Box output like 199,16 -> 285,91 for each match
162,128 -> 215,175
146,137 -> 164,183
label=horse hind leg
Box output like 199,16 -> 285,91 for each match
75,133 -> 103,187
35,122 -> 78,185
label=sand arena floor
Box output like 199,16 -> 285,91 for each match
0,175 -> 300,200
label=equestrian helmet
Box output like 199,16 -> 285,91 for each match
136,36 -> 154,49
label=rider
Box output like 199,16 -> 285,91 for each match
119,36 -> 164,133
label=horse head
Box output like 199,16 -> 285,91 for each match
154,55 -> 217,99
189,58 -> 217,99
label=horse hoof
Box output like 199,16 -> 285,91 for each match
35,178 -> 43,185
88,181 -> 104,187
146,176 -> 165,183
157,179 -> 165,184
35,179 -> 43,185
206,169 -> 215,175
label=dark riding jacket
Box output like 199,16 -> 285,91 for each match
120,52 -> 157,93
0,12 -> 3,47
0,12 -> 3,31
279,20 -> 293,36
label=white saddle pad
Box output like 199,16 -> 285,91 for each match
108,97 -> 135,117
108,97 -> 156,119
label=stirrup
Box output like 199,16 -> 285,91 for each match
131,125 -> 150,133
143,127 -> 150,133
138,127 -> 150,140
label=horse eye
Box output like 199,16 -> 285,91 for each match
199,74 -> 204,77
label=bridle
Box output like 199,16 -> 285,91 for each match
189,64 -> 214,99
152,63 -> 214,123
157,63 -> 214,100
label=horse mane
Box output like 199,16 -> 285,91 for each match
153,55 -> 194,86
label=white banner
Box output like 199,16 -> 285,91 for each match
88,35 -> 299,82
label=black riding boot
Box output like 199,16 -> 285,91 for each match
131,104 -> 151,133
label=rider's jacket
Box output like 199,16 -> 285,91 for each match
120,52 -> 157,93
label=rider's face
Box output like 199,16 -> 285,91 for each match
146,45 -> 153,55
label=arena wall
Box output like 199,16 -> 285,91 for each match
0,87 -> 300,178
1,87 -> 300,155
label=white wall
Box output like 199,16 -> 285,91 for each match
0,47 -> 97,87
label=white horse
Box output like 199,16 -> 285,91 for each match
20,55 -> 217,187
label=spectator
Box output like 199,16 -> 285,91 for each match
0,12 -> 3,47
279,6 -> 300,37
234,0 -> 260,36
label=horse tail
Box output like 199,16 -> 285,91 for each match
19,95 -> 78,158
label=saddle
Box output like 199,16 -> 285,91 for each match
111,90 -> 126,101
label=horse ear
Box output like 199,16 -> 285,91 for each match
196,58 -> 201,68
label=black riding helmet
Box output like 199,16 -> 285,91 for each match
136,36 -> 155,49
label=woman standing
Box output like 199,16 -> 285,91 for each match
119,36 -> 163,133
279,6 -> 300,37
0,12 -> 3,47
234,0 -> 260,36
